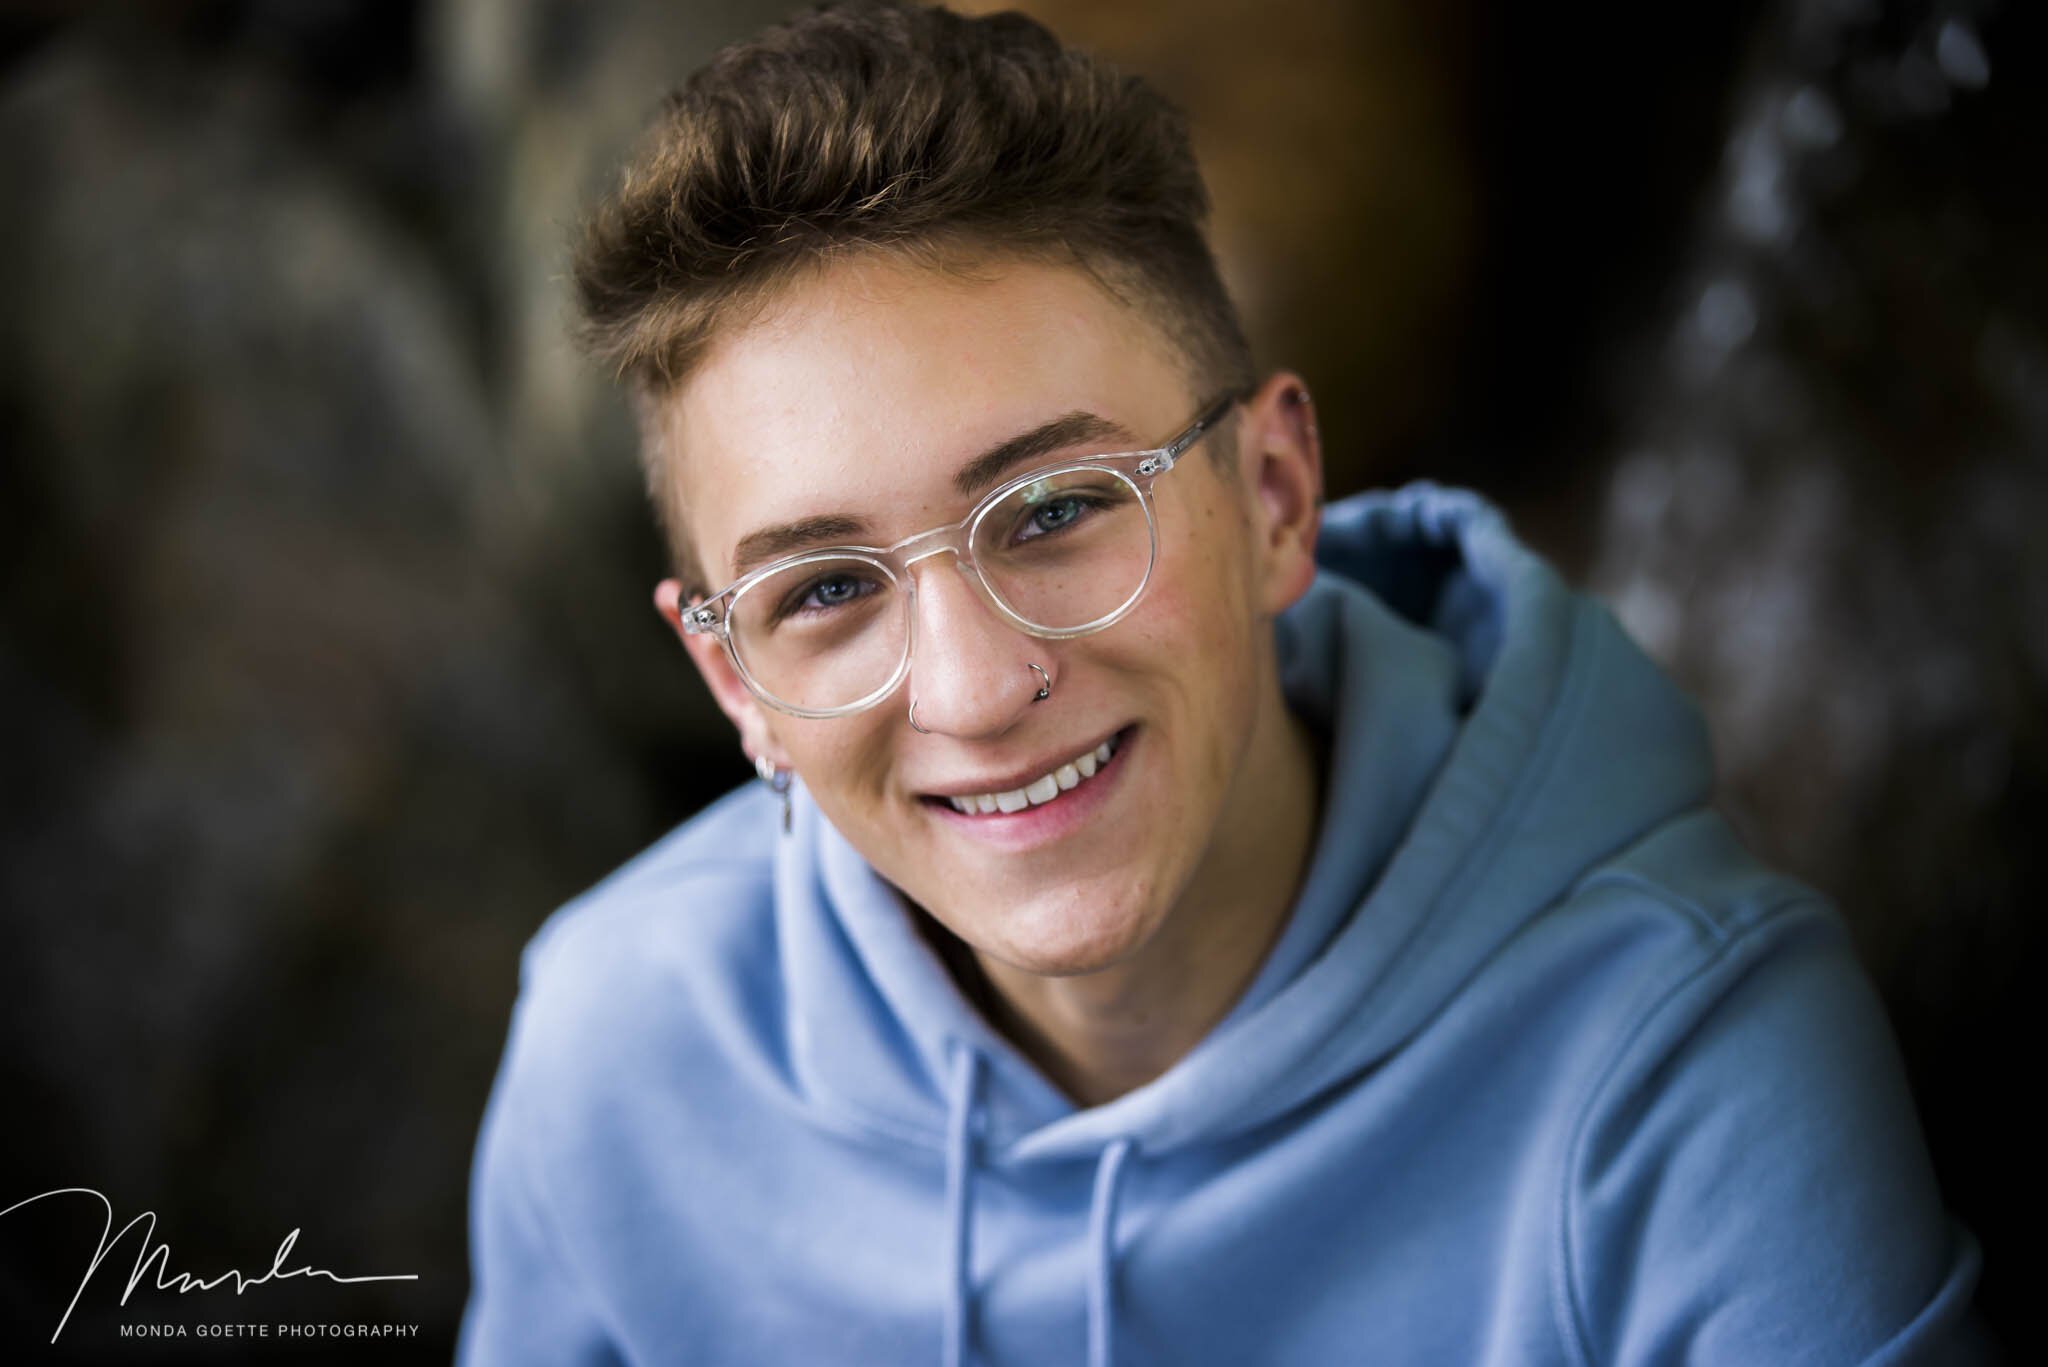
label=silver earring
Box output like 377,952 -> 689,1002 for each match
754,752 -> 793,833
1027,662 -> 1051,701
909,698 -> 930,734
1293,387 -> 1318,440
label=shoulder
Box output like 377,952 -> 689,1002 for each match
527,781 -> 777,971
1550,811 -> 1984,1363
1555,809 -> 1918,1193
504,781 -> 784,1094
1537,810 -> 1827,1021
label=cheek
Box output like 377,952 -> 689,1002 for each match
781,718 -> 900,830
1101,550 -> 1261,775
1157,524 -> 1267,767
1137,499 -> 1262,688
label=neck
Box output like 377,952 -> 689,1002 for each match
970,653 -> 1324,1108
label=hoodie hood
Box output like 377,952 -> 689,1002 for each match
778,482 -> 1713,1162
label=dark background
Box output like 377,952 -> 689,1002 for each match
2,0 -> 2038,1361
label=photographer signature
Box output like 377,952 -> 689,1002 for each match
0,1187 -> 419,1344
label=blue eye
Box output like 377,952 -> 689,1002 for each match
771,571 -> 882,624
1015,494 -> 1103,543
807,575 -> 867,607
1030,498 -> 1083,534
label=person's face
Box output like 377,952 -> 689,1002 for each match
658,252 -> 1319,978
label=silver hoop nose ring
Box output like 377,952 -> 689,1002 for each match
908,698 -> 931,734
1027,663 -> 1051,702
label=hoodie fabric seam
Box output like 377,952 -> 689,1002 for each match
1552,892 -> 1829,1367
1567,861 -> 1739,946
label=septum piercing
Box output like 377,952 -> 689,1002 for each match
908,662 -> 1050,733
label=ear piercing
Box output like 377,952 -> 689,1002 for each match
1292,386 -> 1318,441
754,752 -> 794,832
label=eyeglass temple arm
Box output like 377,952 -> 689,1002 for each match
1161,394 -> 1243,463
1138,394 -> 1242,477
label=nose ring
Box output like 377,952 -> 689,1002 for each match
910,665 -> 1050,733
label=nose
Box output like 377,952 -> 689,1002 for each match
902,554 -> 1048,738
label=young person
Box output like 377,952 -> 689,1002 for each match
460,4 -> 1988,1363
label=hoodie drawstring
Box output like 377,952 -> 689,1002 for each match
1087,1137 -> 1134,1367
942,1042 -> 981,1367
941,1040 -> 1135,1367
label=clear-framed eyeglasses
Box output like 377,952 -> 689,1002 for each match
678,394 -> 1241,718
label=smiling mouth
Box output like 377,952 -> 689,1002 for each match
926,729 -> 1128,815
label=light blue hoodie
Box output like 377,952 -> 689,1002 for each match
460,484 -> 1988,1365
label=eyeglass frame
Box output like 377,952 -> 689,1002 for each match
677,392 -> 1243,719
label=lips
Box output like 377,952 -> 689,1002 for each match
942,734 -> 1120,814
917,725 -> 1138,853
918,726 -> 1130,815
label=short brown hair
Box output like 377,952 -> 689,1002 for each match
572,0 -> 1254,587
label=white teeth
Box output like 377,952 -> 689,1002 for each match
945,733 -> 1122,815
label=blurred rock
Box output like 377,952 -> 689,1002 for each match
0,6 -> 761,1351
1591,0 -> 2043,1345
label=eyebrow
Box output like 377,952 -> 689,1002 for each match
723,410 -> 1139,582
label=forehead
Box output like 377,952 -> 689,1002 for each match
657,253 -> 1191,582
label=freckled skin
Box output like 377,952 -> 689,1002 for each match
659,252 -> 1324,1102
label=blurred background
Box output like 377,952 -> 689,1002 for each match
1,0 -> 2038,1360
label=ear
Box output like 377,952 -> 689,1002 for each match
654,579 -> 790,766
1236,371 -> 1324,617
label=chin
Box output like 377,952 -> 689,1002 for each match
969,880 -> 1160,978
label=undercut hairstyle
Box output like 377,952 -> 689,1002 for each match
572,0 -> 1255,592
